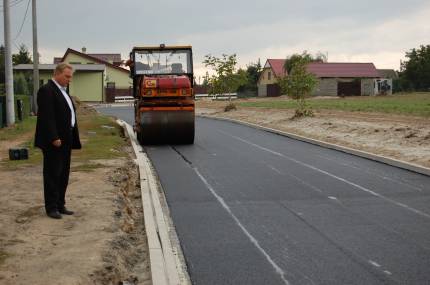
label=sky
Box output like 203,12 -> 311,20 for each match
1,0 -> 429,80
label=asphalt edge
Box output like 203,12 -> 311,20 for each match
117,119 -> 185,285
198,115 -> 430,177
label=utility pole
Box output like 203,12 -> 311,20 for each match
32,0 -> 39,114
3,0 -> 15,125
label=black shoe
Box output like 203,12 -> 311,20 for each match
47,210 -> 62,219
59,207 -> 74,215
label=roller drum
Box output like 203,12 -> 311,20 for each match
138,111 -> 194,144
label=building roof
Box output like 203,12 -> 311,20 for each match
264,59 -> 380,78
88,53 -> 121,64
307,62 -> 380,78
266,59 -> 288,77
377,69 -> 399,79
61,48 -> 129,73
14,63 -> 106,71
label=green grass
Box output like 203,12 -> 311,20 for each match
238,93 -> 430,117
1,110 -> 128,170
0,250 -> 10,265
0,116 -> 37,141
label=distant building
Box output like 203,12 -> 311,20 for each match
14,64 -> 105,102
258,59 -> 384,97
14,48 -> 132,102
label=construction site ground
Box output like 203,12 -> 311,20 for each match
0,105 -> 151,285
196,96 -> 430,169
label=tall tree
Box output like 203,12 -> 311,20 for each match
12,44 -> 33,65
278,52 -> 318,118
400,45 -> 430,91
237,60 -> 263,93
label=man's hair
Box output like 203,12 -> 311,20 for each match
54,62 -> 73,75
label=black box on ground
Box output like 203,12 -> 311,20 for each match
9,148 -> 29,160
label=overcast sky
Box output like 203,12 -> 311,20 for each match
1,0 -> 429,79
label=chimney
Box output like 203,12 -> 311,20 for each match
82,47 -> 87,53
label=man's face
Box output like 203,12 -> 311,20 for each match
54,68 -> 73,87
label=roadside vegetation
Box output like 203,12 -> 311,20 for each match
237,93 -> 430,117
0,105 -> 128,170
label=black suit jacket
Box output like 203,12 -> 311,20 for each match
34,80 -> 81,151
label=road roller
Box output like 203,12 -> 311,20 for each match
128,45 -> 195,144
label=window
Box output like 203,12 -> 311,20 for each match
268,71 -> 271,80
106,82 -> 115,89
40,79 -> 44,86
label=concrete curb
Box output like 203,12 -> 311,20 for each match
198,115 -> 430,177
117,120 -> 184,285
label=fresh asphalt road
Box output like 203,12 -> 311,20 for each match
97,106 -> 430,285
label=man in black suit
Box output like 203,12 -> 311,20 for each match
35,63 -> 81,219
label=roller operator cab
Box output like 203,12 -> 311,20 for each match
129,45 -> 195,144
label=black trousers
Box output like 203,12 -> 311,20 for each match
42,147 -> 72,213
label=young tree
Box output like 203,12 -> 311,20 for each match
278,52 -> 318,118
12,44 -> 32,65
400,45 -> 430,91
203,54 -> 246,100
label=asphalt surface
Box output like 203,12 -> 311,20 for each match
97,106 -> 430,285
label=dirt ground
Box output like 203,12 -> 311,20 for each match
0,146 -> 151,284
196,97 -> 430,168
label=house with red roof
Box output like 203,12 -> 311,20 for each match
258,59 -> 387,97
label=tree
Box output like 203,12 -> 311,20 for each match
203,54 -> 246,99
237,60 -> 262,94
278,52 -> 318,118
400,45 -> 430,91
14,73 -> 29,95
12,44 -> 32,65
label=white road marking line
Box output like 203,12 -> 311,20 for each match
316,154 -> 423,192
328,196 -> 338,201
383,270 -> 393,276
368,260 -> 381,268
194,168 -> 291,285
222,131 -> 430,220
268,164 -> 283,175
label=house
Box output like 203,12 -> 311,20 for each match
14,48 -> 132,102
257,59 -> 287,97
257,59 -> 383,97
61,48 -> 132,102
14,64 -> 105,102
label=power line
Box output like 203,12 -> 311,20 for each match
13,0 -> 31,40
0,0 -> 26,11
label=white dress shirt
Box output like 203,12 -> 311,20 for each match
52,79 -> 76,127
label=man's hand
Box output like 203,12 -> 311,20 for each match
52,139 -> 62,147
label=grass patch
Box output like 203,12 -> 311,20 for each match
71,162 -> 105,172
0,250 -> 10,265
1,107 -> 128,170
0,116 -> 37,141
238,93 -> 430,117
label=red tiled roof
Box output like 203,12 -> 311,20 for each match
61,48 -> 129,73
267,59 -> 288,77
88,53 -> 121,63
306,62 -> 380,78
265,59 -> 380,78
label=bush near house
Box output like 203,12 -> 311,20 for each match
0,95 -> 31,127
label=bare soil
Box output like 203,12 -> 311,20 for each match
0,147 -> 151,284
196,98 -> 430,168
